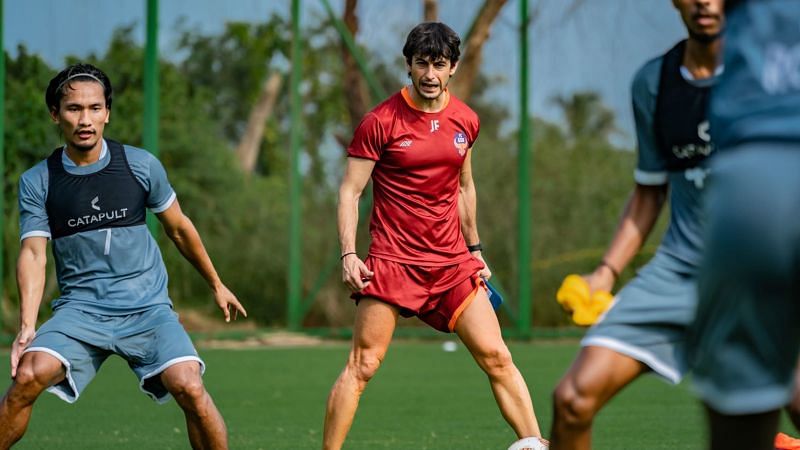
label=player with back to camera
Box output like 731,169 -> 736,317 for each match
323,22 -> 548,450
0,63 -> 246,450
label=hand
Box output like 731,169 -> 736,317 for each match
556,274 -> 613,326
472,251 -> 492,280
11,327 -> 36,379
342,254 -> 374,292
582,264 -> 616,295
212,283 -> 247,323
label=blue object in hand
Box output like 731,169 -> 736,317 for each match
483,278 -> 503,310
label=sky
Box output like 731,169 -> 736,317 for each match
4,0 -> 687,146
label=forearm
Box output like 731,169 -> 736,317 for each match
168,216 -> 222,289
459,180 -> 480,246
602,221 -> 649,273
16,249 -> 46,329
338,187 -> 360,254
601,185 -> 666,272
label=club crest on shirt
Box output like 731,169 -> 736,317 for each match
453,132 -> 468,156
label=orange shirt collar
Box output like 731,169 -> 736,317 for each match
401,85 -> 450,112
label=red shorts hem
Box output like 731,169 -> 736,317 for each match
351,256 -> 485,333
447,278 -> 485,332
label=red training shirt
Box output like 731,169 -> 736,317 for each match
347,86 -> 480,266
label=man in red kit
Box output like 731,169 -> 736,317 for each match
321,22 -> 548,450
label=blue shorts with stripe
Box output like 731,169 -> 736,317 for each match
24,304 -> 204,404
581,252 -> 696,384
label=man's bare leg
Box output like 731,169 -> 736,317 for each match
0,352 -> 65,449
455,290 -> 541,440
550,346 -> 646,450
322,299 -> 399,450
161,361 -> 227,450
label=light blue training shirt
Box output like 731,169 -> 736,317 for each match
19,139 -> 177,314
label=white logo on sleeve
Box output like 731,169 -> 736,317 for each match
91,196 -> 100,211
430,119 -> 440,133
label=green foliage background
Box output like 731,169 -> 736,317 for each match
1,16 -> 667,331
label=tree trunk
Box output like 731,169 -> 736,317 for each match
449,0 -> 507,102
235,72 -> 283,173
341,0 -> 371,131
424,0 -> 439,21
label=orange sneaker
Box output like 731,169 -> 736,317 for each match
775,432 -> 800,450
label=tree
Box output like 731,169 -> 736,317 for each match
177,17 -> 290,176
235,72 -> 282,173
424,0 -> 439,21
449,0 -> 508,102
552,91 -> 619,144
340,0 -> 371,131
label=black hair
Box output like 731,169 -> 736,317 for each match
402,22 -> 461,67
45,63 -> 113,111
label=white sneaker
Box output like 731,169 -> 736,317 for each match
507,436 -> 549,450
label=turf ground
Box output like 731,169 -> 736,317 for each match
0,340 -> 795,449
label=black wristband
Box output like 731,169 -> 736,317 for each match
600,260 -> 620,281
340,251 -> 357,260
467,243 -> 483,252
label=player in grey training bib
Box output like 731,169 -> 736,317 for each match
550,1 -> 724,448
0,63 -> 247,449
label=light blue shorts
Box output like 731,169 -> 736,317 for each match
24,304 -> 204,404
582,252 -> 696,384
688,144 -> 800,415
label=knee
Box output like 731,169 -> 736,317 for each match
166,370 -> 207,404
8,364 -> 51,403
348,351 -> 384,386
475,345 -> 515,378
12,364 -> 38,390
174,378 -> 206,402
552,377 -> 599,428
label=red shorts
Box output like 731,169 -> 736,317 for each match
352,256 -> 486,333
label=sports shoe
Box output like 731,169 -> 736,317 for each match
507,436 -> 549,450
775,432 -> 800,450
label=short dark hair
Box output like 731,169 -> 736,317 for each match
402,22 -> 461,66
45,63 -> 113,111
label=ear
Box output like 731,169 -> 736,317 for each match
49,107 -> 59,124
449,60 -> 459,76
104,108 -> 110,124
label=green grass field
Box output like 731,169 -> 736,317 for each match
0,340 -> 795,449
